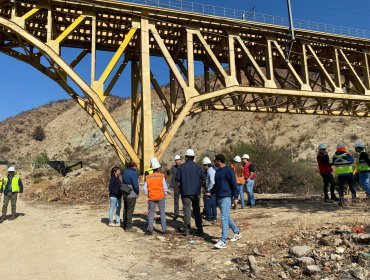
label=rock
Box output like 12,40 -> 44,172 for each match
156,236 -> 166,242
224,260 -> 232,266
290,246 -> 313,257
330,253 -> 344,261
305,265 -> 321,274
334,238 -> 342,246
335,247 -> 345,254
319,237 -> 333,246
297,257 -> 315,266
252,248 -> 260,255
343,239 -> 354,248
236,243 -> 247,248
279,271 -> 288,279
359,234 -> 370,243
349,267 -> 369,280
322,266 -> 331,273
217,274 -> 226,279
248,255 -> 259,273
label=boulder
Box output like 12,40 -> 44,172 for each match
297,257 -> 315,266
290,246 -> 313,257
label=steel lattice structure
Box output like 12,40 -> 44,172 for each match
0,0 -> 370,169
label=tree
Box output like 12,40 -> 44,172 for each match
32,126 -> 46,141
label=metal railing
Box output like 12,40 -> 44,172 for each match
123,0 -> 370,39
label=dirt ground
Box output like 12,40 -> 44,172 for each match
0,193 -> 369,280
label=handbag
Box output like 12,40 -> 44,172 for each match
120,183 -> 132,195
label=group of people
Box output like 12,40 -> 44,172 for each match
317,142 -> 370,206
108,149 -> 256,249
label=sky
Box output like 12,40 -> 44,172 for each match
0,0 -> 369,120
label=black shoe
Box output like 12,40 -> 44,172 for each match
331,197 -> 339,202
173,216 -> 178,221
338,197 -> 344,207
324,198 -> 333,203
196,229 -> 204,236
145,231 -> 153,236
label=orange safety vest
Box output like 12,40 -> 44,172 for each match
146,172 -> 165,201
231,164 -> 245,185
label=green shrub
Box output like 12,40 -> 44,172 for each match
34,152 -> 50,169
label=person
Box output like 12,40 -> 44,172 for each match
213,154 -> 241,249
0,167 -> 23,221
122,161 -> 139,231
144,161 -> 168,235
167,155 -> 182,220
175,149 -> 205,236
108,166 -> 122,227
354,142 -> 370,198
202,157 -> 217,222
241,154 -> 256,207
231,156 -> 246,209
317,144 -> 338,202
332,144 -> 356,206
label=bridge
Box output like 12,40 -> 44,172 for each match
0,0 -> 370,170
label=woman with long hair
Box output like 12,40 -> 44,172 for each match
108,166 -> 122,227
232,156 -> 245,209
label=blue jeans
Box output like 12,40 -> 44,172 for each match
246,179 -> 255,206
359,172 -> 370,194
204,193 -> 217,220
238,184 -> 245,207
109,196 -> 121,223
218,197 -> 239,242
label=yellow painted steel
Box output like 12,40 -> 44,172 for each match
55,15 -> 86,44
21,8 -> 40,20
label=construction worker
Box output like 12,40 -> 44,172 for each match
175,149 -> 205,236
202,157 -> 217,222
122,161 -> 139,231
167,155 -> 182,220
144,160 -> 167,235
0,167 -> 23,221
241,154 -> 256,207
213,154 -> 241,249
144,158 -> 158,178
354,142 -> 370,198
317,144 -> 338,202
332,144 -> 356,206
232,156 -> 246,209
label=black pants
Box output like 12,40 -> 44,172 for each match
173,184 -> 180,217
181,195 -> 203,232
338,174 -> 356,198
122,196 -> 136,229
321,173 -> 336,199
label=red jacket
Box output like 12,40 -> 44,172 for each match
317,153 -> 333,175
243,162 -> 256,179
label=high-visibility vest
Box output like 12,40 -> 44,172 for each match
231,165 -> 245,185
357,151 -> 370,172
146,172 -> 165,201
2,176 -> 20,193
333,153 -> 353,175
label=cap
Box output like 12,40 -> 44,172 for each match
241,154 -> 250,160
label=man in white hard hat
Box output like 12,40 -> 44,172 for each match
0,166 -> 23,221
241,154 -> 256,207
175,149 -> 206,236
167,155 -> 182,220
317,144 -> 338,202
354,142 -> 370,198
202,157 -> 217,223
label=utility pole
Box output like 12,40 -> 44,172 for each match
285,0 -> 295,61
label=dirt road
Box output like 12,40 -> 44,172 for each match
1,195 -> 369,280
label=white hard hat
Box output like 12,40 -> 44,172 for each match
241,154 -> 249,160
233,156 -> 241,163
355,142 -> 365,148
7,167 -> 15,172
202,157 -> 212,165
318,144 -> 326,150
151,161 -> 161,170
337,143 -> 345,149
150,158 -> 158,164
174,155 -> 182,160
185,149 -> 195,157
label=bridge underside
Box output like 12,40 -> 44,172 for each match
0,0 -> 370,170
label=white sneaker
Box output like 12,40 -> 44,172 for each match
214,240 -> 227,249
230,233 -> 242,242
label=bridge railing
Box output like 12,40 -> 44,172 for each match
123,0 -> 370,39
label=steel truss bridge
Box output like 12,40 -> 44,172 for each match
0,0 -> 370,169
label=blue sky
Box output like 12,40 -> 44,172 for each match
0,0 -> 369,120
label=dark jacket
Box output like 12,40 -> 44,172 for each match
332,151 -> 354,176
122,168 -> 139,195
317,152 -> 333,175
358,151 -> 370,173
109,176 -> 122,198
175,160 -> 205,196
213,165 -> 239,200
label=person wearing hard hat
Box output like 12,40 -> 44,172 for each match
232,156 -> 246,209
144,158 -> 159,178
0,166 -> 23,221
332,144 -> 356,206
167,155 -> 182,220
121,161 -> 139,231
241,154 -> 256,207
143,161 -> 168,235
202,157 -> 217,223
354,142 -> 370,198
317,144 -> 338,203
175,149 -> 206,236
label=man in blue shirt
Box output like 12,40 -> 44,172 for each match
122,161 -> 140,231
213,154 -> 242,249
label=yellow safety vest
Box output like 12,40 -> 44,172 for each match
1,176 -> 20,193
357,151 -> 370,172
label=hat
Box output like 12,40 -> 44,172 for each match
150,158 -> 158,164
174,155 -> 182,160
202,157 -> 212,165
355,142 -> 365,148
337,143 -> 345,149
7,167 -> 15,172
233,156 -> 241,163
151,161 -> 161,170
185,149 -> 195,157
241,154 -> 250,160
318,144 -> 326,150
